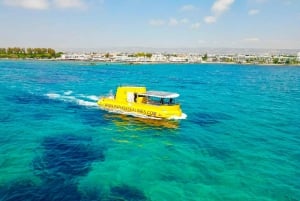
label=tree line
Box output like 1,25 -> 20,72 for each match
0,47 -> 63,59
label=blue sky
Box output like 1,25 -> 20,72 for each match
0,0 -> 299,50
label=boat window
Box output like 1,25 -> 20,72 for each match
169,98 -> 176,105
147,97 -> 177,105
147,96 -> 161,105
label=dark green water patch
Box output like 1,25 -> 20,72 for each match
33,134 -> 105,179
109,185 -> 148,201
0,179 -> 83,201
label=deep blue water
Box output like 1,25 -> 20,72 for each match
0,60 -> 299,201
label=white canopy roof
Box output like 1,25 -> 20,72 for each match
138,91 -> 179,98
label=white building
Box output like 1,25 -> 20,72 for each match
151,53 -> 167,62
92,54 -> 111,62
187,55 -> 202,63
169,56 -> 187,63
61,53 -> 91,61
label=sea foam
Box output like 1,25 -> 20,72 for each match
45,91 -> 98,107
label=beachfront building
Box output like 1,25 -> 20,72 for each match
113,54 -> 134,62
151,53 -> 168,63
187,55 -> 202,63
61,53 -> 91,61
245,55 -> 257,64
236,54 -> 247,63
91,54 -> 111,62
218,55 -> 234,63
169,55 -> 188,63
206,54 -> 218,62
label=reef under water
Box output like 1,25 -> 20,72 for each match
33,134 -> 105,179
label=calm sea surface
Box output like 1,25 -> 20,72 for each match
0,60 -> 299,201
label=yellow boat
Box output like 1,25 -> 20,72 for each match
98,86 -> 185,119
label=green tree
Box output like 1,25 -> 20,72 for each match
145,53 -> 152,58
0,48 -> 6,54
273,58 -> 279,64
105,53 -> 111,58
27,48 -> 33,55
47,48 -> 56,57
202,53 -> 208,61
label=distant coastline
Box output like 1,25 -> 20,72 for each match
1,47 -> 299,66
1,58 -> 300,67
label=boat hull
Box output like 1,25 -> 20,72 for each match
98,97 -> 182,119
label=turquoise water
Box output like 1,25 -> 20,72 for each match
0,60 -> 299,201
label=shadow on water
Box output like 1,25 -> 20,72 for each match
104,113 -> 179,130
189,112 -> 233,127
108,185 -> 148,201
0,180 -> 81,201
83,185 -> 149,201
33,134 -> 105,179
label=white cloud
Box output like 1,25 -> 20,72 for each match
204,16 -> 217,24
243,37 -> 260,42
53,0 -> 85,8
149,19 -> 165,26
204,0 -> 235,24
212,0 -> 235,15
191,22 -> 201,29
168,18 -> 179,26
180,4 -> 196,12
248,9 -> 260,15
3,0 -> 49,10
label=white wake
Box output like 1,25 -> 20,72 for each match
45,91 -> 99,107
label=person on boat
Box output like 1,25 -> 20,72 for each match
160,98 -> 164,105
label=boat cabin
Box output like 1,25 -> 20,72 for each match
114,86 -> 179,106
136,91 -> 179,105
